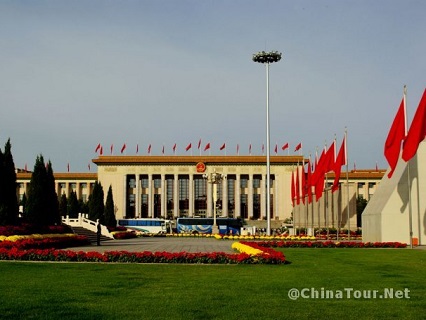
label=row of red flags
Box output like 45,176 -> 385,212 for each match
94,140 -> 303,155
384,88 -> 426,178
291,134 -> 347,207
291,87 -> 426,207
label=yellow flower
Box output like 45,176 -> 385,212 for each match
232,242 -> 264,256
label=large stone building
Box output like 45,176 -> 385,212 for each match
16,155 -> 385,230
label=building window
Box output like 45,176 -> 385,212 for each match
179,175 -> 189,215
240,175 -> 248,188
166,176 -> 174,214
253,175 -> 261,189
141,175 -> 148,188
253,194 -> 261,219
128,175 -> 136,188
194,176 -> 207,215
153,175 -> 161,189
227,176 -> 235,216
141,194 -> 148,218
240,194 -> 248,219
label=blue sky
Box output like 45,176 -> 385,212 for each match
0,0 -> 425,172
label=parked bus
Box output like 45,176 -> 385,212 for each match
117,218 -> 172,234
176,217 -> 243,235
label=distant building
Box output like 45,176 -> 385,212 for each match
16,155 -> 385,229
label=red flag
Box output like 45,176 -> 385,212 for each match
274,144 -> 278,154
24,163 -> 27,171
162,145 -> 165,155
185,143 -> 192,151
204,143 -> 210,151
262,143 -> 264,154
121,143 -> 126,154
249,143 -> 252,155
67,163 -> 70,172
95,143 -> 101,153
173,143 -> 177,153
294,142 -> 302,152
384,97 -> 406,177
307,159 -> 313,203
353,161 -> 356,171
237,144 -> 240,155
136,144 -> 139,154
291,170 -> 295,207
110,144 -> 113,154
332,136 -> 347,192
324,141 -> 336,173
375,162 -> 378,172
88,163 -> 91,171
220,143 -> 226,151
402,89 -> 426,162
312,141 -> 335,201
282,143 -> 289,151
148,144 -> 152,154
295,165 -> 300,205
198,139 -> 202,150
100,146 -> 103,155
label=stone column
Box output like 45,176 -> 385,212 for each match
248,174 -> 253,219
161,174 -> 166,218
222,178 -> 228,217
235,174 -> 241,218
261,175 -> 266,220
148,174 -> 153,218
173,174 -> 179,218
189,174 -> 194,217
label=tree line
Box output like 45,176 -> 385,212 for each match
0,138 -> 116,227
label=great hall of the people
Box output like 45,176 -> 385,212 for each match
16,155 -> 385,229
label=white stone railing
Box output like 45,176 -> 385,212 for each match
62,213 -> 114,239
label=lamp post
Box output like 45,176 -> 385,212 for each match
203,169 -> 227,234
252,50 -> 282,236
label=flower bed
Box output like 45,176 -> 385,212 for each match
0,235 -> 90,250
0,224 -> 73,236
0,234 -> 286,264
111,231 -> 138,239
165,233 -> 317,241
249,240 -> 407,248
0,247 -> 285,264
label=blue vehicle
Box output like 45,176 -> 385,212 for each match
176,217 -> 243,235
117,218 -> 172,234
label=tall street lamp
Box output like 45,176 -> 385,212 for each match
203,169 -> 227,234
252,50 -> 282,236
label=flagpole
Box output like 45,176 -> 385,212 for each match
404,86 -> 414,249
345,128 -> 351,239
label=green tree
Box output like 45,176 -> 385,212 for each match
356,195 -> 368,227
104,185 -> 116,227
88,181 -> 104,223
26,155 -> 60,225
0,139 -> 18,225
59,194 -> 68,217
25,155 -> 47,225
20,193 -> 27,216
78,199 -> 89,214
67,191 -> 79,218
46,161 -> 60,224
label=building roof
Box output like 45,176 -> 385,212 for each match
91,155 -> 305,166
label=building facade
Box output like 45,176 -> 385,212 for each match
16,156 -> 385,229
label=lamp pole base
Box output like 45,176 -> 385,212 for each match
212,225 -> 219,234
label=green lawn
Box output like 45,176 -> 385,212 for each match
1,248 -> 425,320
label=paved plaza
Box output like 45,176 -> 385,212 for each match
67,237 -> 236,254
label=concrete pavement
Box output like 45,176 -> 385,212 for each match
67,236 -> 236,254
